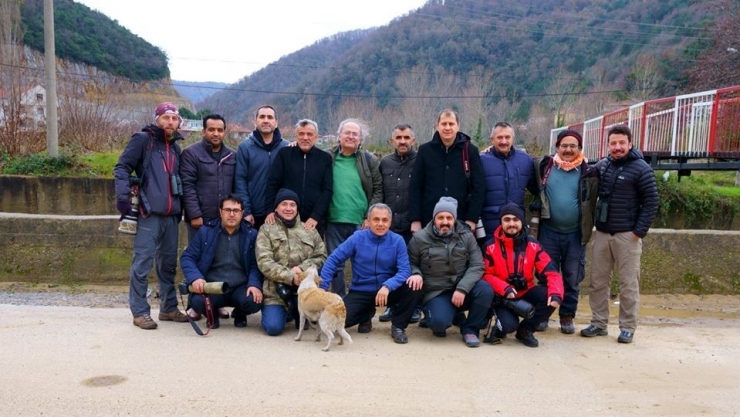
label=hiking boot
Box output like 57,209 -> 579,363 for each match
158,309 -> 189,322
515,327 -> 539,348
535,320 -> 549,332
409,308 -> 422,324
358,321 -> 373,333
391,326 -> 408,344
580,325 -> 608,337
133,314 -> 158,330
379,308 -> 393,322
617,330 -> 634,344
463,333 -> 480,348
560,316 -> 575,334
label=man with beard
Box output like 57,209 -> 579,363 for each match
264,119 -> 333,237
532,129 -> 599,334
235,105 -> 288,230
407,197 -> 493,347
114,102 -> 189,329
581,125 -> 658,344
483,203 -> 563,348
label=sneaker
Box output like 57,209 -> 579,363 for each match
379,308 -> 393,322
580,325 -> 608,337
560,316 -> 575,334
409,308 -> 422,324
535,320 -> 549,332
515,327 -> 539,348
133,314 -> 158,330
463,333 -> 480,348
391,326 -> 408,344
158,309 -> 189,322
358,321 -> 373,333
617,330 -> 634,344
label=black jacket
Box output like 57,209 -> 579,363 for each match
410,131 -> 485,226
265,145 -> 333,223
594,148 -> 658,238
380,149 -> 417,234
179,139 -> 236,222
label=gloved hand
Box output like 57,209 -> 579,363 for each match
116,200 -> 132,220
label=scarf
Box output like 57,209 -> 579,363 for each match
275,213 -> 297,229
553,152 -> 586,171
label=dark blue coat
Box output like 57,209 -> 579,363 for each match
180,219 -> 262,289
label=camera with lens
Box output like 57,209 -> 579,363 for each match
506,274 -> 528,291
118,177 -> 142,235
498,297 -> 535,319
275,283 -> 293,304
178,281 -> 230,295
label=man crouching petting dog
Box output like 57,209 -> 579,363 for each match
319,203 -> 422,344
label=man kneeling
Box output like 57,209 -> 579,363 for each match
180,195 -> 263,329
483,203 -> 563,347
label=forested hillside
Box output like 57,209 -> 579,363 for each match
21,0 -> 169,81
199,0 -> 716,145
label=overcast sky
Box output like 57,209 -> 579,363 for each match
75,0 -> 428,84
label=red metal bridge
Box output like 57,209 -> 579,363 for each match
551,86 -> 740,172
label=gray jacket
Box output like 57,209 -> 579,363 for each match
407,220 -> 484,304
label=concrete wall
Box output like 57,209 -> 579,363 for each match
1,213 -> 738,294
0,176 -> 116,215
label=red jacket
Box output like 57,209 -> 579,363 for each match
483,226 -> 564,302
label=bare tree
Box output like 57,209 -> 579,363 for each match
626,54 -> 661,102
689,0 -> 740,90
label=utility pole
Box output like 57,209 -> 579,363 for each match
44,0 -> 59,156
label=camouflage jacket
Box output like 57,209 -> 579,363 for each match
255,217 -> 327,306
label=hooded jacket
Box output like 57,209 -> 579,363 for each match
114,124 -> 183,216
234,129 -> 288,217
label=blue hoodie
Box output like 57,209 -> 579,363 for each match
319,229 -> 411,292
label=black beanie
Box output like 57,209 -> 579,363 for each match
274,188 -> 300,210
499,203 -> 524,223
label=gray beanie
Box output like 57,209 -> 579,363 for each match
433,196 -> 458,219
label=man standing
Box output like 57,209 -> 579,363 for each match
264,119 -> 333,236
378,123 -> 420,323
409,109 -> 484,234
325,118 -> 383,295
180,195 -> 263,329
407,197 -> 493,347
180,114 -> 236,242
114,102 -> 189,329
483,203 -> 564,348
532,129 -> 599,334
234,105 -> 287,230
480,122 -> 538,243
581,125 -> 658,344
319,204 -> 421,344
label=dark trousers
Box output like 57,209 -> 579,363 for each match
424,280 -> 494,337
344,284 -> 421,330
325,222 -> 359,296
494,285 -> 555,333
538,225 -> 586,318
188,282 -> 262,318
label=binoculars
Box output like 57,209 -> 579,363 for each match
178,281 -> 230,295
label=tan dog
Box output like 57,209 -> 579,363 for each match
294,266 -> 352,351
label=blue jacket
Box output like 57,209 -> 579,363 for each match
180,219 -> 262,289
234,129 -> 288,217
319,229 -> 411,293
480,147 -> 537,240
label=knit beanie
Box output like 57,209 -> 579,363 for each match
499,203 -> 525,223
274,188 -> 300,210
433,196 -> 458,219
556,129 -> 583,148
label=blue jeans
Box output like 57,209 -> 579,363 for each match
261,305 -> 288,336
129,214 -> 179,317
325,222 -> 359,296
537,225 -> 585,318
423,280 -> 494,337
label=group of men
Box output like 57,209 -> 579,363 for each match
114,102 -> 658,349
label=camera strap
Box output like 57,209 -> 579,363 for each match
179,291 -> 215,336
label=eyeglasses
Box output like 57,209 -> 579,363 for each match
558,144 -> 580,150
220,208 -> 243,214
341,131 -> 361,138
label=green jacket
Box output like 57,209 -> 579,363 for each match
255,218 -> 327,306
533,155 -> 600,244
407,220 -> 484,304
329,147 -> 383,206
